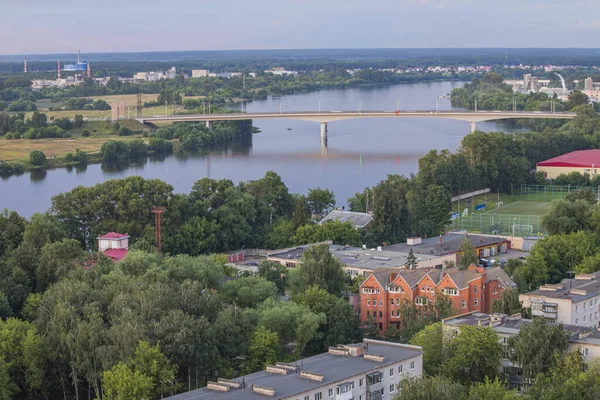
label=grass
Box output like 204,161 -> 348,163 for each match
0,120 -> 147,161
89,93 -> 159,105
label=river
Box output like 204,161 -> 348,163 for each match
0,81 -> 520,217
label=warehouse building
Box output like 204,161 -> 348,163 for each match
536,149 -> 600,179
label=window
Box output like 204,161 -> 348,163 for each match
577,305 -> 580,312
582,348 -> 589,356
328,388 -> 333,397
502,337 -> 507,344
441,288 -> 459,296
596,299 -> 598,305
390,299 -> 395,305
363,288 -> 377,294
390,384 -> 395,393
380,300 -> 383,306
591,313 -> 594,322
461,300 -> 466,308
315,393 -> 322,400
410,361 -> 415,370
390,368 -> 394,376
390,286 -> 403,293
584,315 -> 587,323
396,298 -> 401,305
415,297 -> 427,305
398,365 -> 403,373
304,396 -> 309,400
367,372 -> 383,385
596,312 -> 598,319
359,378 -> 364,387
474,285 -> 478,293
367,299 -> 370,306
379,311 -> 383,318
474,298 -> 479,307
531,303 -> 543,312
421,286 -> 425,291
391,310 -> 395,318
585,302 -> 588,310
576,318 -> 579,325
591,301 -> 594,307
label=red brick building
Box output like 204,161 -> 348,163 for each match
359,265 -> 515,332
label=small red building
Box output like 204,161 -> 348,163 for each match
359,265 -> 515,332
98,232 -> 129,262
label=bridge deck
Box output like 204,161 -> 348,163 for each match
137,110 -> 577,124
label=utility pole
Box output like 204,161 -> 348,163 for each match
136,93 -> 142,118
152,206 -> 167,255
474,100 -> 478,113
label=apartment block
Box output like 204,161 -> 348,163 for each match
360,265 -> 515,332
443,312 -> 600,392
519,271 -> 600,327
165,339 -> 422,400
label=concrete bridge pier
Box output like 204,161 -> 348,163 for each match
470,121 -> 477,133
320,122 -> 328,139
320,136 -> 328,156
206,120 -> 213,130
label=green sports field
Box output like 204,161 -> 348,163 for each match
451,200 -> 551,236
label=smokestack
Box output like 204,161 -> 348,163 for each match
87,62 -> 91,78
24,58 -> 27,73
57,60 -> 61,80
77,49 -> 81,64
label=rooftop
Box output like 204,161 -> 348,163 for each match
165,340 -> 422,400
536,150 -> 600,168
319,210 -> 373,229
268,243 -> 441,271
443,312 -> 586,337
385,232 -> 508,257
521,272 -> 600,303
98,232 -> 129,240
102,248 -> 128,262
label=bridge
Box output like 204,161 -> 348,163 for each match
136,110 -> 577,138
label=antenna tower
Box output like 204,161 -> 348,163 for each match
24,58 -> 27,73
57,60 -> 61,80
77,49 -> 81,64
152,206 -> 167,254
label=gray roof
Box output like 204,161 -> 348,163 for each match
268,243 -> 441,271
319,211 -> 373,229
522,272 -> 600,303
165,340 -> 422,400
386,233 -> 508,257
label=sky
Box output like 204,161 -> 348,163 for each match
3,0 -> 600,55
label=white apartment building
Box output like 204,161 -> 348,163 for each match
192,69 -> 210,78
265,67 -> 299,76
165,339 -> 422,400
519,272 -> 600,328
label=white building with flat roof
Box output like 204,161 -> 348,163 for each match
164,339 -> 422,400
192,69 -> 210,78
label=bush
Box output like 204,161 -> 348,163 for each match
148,138 -> 173,154
82,130 -> 90,137
29,150 -> 47,166
118,127 -> 132,136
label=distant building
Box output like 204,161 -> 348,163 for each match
264,67 -> 298,76
519,271 -> 600,327
134,72 -> 149,80
98,232 -> 129,262
360,265 -> 515,332
585,77 -> 594,91
192,69 -> 210,78
267,242 -> 452,277
319,210 -> 373,229
536,149 -> 600,179
385,233 -> 510,265
164,339 -> 423,400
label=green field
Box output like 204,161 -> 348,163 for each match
451,199 -> 552,237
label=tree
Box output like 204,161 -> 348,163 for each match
459,237 -> 478,269
220,276 -> 278,308
101,362 -> 153,400
22,212 -> 66,252
0,210 -> 27,258
130,341 -> 177,399
29,150 -> 46,167
0,356 -> 17,400
258,261 -> 287,295
491,288 -> 523,316
508,317 -> 569,383
306,187 -> 335,217
247,326 -> 279,373
371,175 -> 411,245
394,375 -> 465,400
567,90 -> 589,109
542,199 -> 593,235
30,112 -> 47,128
287,244 -> 347,296
291,197 -> 310,229
467,378 -> 521,400
565,187 -> 597,204
405,248 -> 417,269
445,325 -> 502,385
246,171 -> 294,220
409,322 -> 445,376
408,184 -> 451,236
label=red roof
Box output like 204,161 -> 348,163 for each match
103,249 -> 128,262
99,232 -> 129,239
537,150 -> 600,168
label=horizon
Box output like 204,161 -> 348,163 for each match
5,0 -> 600,55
